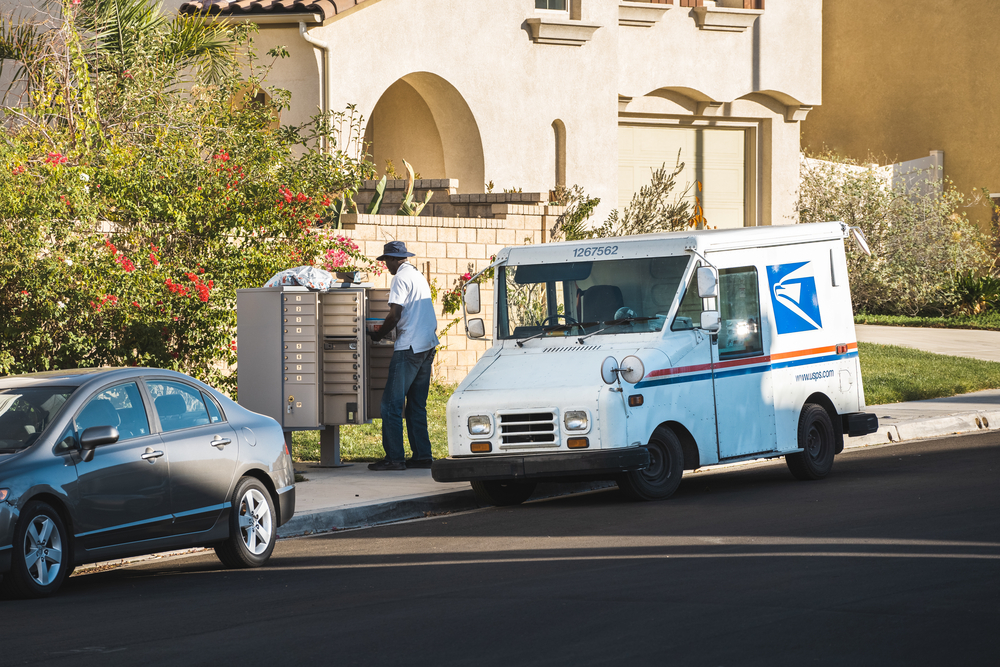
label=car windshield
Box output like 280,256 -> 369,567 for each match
0,386 -> 75,451
497,255 -> 690,341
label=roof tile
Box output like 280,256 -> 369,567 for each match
179,0 -> 370,22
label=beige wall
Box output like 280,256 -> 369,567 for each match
801,0 -> 1000,231
247,0 -> 821,226
339,199 -> 558,384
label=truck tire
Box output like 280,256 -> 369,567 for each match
471,480 -> 536,506
616,427 -> 684,501
786,403 -> 836,480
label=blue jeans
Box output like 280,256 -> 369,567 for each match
381,346 -> 436,462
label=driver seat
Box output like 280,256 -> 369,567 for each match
580,285 -> 624,323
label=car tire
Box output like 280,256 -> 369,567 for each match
470,480 -> 536,507
617,427 -> 684,501
1,501 -> 71,599
786,403 -> 836,481
215,477 -> 277,569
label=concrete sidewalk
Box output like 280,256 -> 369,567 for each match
855,324 -> 1000,362
278,387 -> 1000,538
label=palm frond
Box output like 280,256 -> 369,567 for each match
163,14 -> 237,85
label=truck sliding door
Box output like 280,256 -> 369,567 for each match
711,266 -> 777,458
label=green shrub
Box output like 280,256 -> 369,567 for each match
798,153 -> 992,316
0,1 -> 376,392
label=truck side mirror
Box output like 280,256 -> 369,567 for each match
697,266 -> 719,298
467,318 -> 486,339
465,282 -> 481,315
700,311 -> 721,333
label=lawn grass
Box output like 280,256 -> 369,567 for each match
291,344 -> 1000,462
292,382 -> 454,463
855,312 -> 1000,331
858,342 -> 1000,405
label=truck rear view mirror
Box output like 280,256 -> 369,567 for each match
696,266 -> 719,298
700,311 -> 721,333
467,318 -> 486,338
465,282 -> 481,314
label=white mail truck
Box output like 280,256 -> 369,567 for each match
431,221 -> 879,505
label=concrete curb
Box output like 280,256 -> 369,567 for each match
278,480 -> 615,538
844,410 -> 999,449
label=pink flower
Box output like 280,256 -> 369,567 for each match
461,272 -> 472,282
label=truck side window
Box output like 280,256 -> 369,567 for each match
717,267 -> 763,360
671,276 -> 702,331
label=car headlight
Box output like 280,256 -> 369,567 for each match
0,488 -> 8,502
467,415 -> 492,436
563,410 -> 589,431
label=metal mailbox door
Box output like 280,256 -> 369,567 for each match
366,288 -> 393,420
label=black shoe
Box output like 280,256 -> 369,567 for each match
405,458 -> 434,469
368,459 -> 406,471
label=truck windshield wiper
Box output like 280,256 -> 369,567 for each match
515,321 -> 599,347
576,316 -> 657,343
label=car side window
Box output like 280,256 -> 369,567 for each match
75,382 -> 150,442
717,266 -> 763,360
203,392 -> 224,424
147,380 -> 211,433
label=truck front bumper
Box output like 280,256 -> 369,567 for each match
432,448 -> 651,484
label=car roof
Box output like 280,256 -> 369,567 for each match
0,367 -> 198,391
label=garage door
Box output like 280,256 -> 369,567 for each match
619,125 -> 747,229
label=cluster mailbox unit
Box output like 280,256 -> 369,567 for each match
235,285 -> 393,465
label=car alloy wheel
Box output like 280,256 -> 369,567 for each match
238,487 -> 273,556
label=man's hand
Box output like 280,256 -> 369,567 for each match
371,304 -> 403,342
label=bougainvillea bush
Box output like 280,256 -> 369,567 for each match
0,1 -> 376,392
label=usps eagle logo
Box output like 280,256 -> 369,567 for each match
766,262 -> 823,334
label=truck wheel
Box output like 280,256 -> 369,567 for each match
786,404 -> 836,481
617,427 -> 684,501
471,481 -> 536,506
1,501 -> 71,599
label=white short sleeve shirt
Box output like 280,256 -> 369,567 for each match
388,262 -> 440,353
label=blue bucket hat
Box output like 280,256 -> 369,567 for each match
376,241 -> 416,261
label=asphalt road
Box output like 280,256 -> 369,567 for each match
2,433 -> 998,667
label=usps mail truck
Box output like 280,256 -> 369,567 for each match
431,221 -> 879,505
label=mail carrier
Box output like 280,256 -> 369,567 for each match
431,221 -> 879,506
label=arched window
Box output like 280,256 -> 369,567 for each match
552,119 -> 567,189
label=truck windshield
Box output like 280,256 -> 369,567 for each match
0,386 -> 75,451
497,255 -> 690,340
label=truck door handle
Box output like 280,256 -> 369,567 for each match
210,437 -> 232,448
141,450 -> 164,461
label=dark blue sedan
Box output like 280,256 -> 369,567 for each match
0,368 -> 295,598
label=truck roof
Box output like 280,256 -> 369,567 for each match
501,221 -> 848,265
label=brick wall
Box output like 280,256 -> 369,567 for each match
337,186 -> 566,385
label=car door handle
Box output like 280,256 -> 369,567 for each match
210,437 -> 232,448
141,450 -> 164,461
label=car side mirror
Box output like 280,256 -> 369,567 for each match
697,266 -> 719,298
700,311 -> 721,333
465,282 -> 481,315
467,318 -> 486,339
79,425 -> 119,462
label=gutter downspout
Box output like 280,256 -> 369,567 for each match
299,22 -> 330,153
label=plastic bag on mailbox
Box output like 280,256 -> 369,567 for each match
263,266 -> 336,291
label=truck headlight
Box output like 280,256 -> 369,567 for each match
563,410 -> 589,431
467,415 -> 492,436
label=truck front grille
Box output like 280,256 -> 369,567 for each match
500,412 -> 557,446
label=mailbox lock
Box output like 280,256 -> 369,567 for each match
287,395 -> 294,414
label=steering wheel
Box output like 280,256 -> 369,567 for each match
541,314 -> 579,327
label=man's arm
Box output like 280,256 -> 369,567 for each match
371,303 -> 403,341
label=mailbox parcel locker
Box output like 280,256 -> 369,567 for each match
236,285 -> 392,430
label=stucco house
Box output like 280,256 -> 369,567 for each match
171,0 -> 821,229
801,0 -> 1000,233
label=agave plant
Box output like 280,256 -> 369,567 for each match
397,159 -> 433,216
